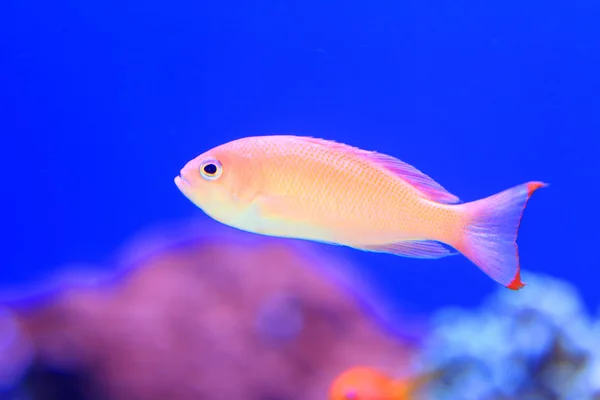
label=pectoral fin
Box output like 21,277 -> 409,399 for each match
251,195 -> 338,243
253,194 -> 292,218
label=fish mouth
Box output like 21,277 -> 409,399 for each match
174,174 -> 190,188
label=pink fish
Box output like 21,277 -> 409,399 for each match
175,135 -> 546,289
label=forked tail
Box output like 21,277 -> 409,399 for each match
454,181 -> 547,290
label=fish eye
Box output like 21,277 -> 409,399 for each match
200,159 -> 222,180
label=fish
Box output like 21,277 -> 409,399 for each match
174,135 -> 546,290
328,366 -> 432,400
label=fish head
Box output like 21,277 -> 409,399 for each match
174,141 -> 261,221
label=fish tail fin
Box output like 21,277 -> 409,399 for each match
453,181 -> 547,290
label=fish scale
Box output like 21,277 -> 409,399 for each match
255,138 -> 438,237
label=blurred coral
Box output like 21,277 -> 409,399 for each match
415,273 -> 600,400
0,307 -> 34,397
4,221 -> 594,400
328,365 -> 437,400
0,220 -> 416,400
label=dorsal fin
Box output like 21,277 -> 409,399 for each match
284,135 -> 460,204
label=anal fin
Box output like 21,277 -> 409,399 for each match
360,240 -> 457,259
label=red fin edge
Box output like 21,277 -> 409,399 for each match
506,181 -> 547,291
458,181 -> 547,290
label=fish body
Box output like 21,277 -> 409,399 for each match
175,135 -> 546,289
328,366 -> 421,400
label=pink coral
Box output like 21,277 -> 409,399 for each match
6,220 -> 417,400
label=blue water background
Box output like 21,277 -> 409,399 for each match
0,0 -> 598,314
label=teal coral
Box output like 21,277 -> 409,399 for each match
415,273 -> 600,400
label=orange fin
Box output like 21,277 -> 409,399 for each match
360,240 -> 458,259
456,181 -> 547,290
287,135 -> 460,204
